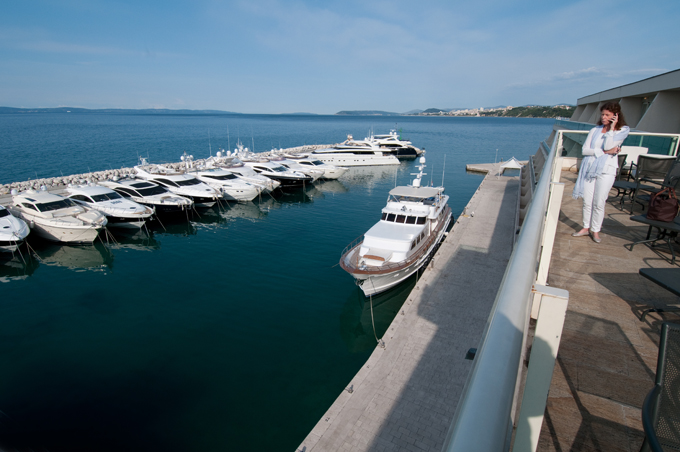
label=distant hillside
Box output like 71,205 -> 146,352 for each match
0,107 -> 241,115
482,105 -> 575,118
335,110 -> 401,116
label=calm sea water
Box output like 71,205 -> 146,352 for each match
0,113 -> 552,451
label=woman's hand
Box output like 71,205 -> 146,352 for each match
605,145 -> 621,155
610,113 -> 618,130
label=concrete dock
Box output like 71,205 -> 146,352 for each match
298,163 -> 519,451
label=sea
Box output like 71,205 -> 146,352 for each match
0,113 -> 553,451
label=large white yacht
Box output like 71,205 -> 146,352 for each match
99,179 -> 194,215
65,184 -> 155,229
278,154 -> 348,180
188,168 -> 261,202
367,129 -> 423,159
135,165 -> 221,207
0,205 -> 30,253
242,159 -> 315,188
205,153 -> 281,193
269,156 -> 325,181
340,157 -> 452,296
9,190 -> 108,243
312,135 -> 400,166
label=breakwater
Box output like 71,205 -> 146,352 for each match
0,144 -> 330,195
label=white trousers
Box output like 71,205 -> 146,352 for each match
582,173 -> 616,233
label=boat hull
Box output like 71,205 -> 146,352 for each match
343,209 -> 452,297
29,221 -> 103,244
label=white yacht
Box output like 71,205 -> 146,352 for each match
188,168 -> 261,202
0,205 -> 30,253
269,156 -> 325,181
135,165 -> 221,207
9,190 -> 107,243
312,135 -> 400,166
242,159 -> 314,188
367,129 -> 423,158
99,179 -> 193,215
279,154 -> 348,180
205,153 -> 281,193
340,157 -> 452,296
66,184 -> 154,229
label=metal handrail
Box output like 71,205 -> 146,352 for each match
442,131 -> 561,452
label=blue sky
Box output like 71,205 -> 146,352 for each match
1,0 -> 678,114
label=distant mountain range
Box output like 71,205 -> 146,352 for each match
0,107 -> 241,115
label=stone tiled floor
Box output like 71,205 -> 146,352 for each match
537,171 -> 680,451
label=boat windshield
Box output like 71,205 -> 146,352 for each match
389,194 -> 425,203
136,185 -> 167,196
90,192 -> 123,202
0,209 -> 9,218
36,198 -> 78,211
205,173 -> 238,181
175,178 -> 201,186
271,166 -> 287,172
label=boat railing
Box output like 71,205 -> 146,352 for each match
442,130 -> 570,452
340,205 -> 452,275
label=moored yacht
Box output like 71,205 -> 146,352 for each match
65,184 -> 154,229
135,165 -> 221,207
242,159 -> 314,188
339,157 -> 452,296
312,135 -> 400,166
269,156 -> 325,181
9,190 -> 107,243
278,154 -> 348,180
188,168 -> 261,202
99,179 -> 193,215
205,153 -> 282,193
0,205 -> 30,253
367,129 -> 423,158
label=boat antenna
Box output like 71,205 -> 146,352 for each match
394,165 -> 398,187
208,129 -> 212,156
227,126 -> 231,154
442,154 -> 446,187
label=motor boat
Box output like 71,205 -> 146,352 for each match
65,184 -> 155,229
0,204 -> 30,253
366,129 -> 423,159
278,154 -> 348,180
134,165 -> 221,207
188,168 -> 261,202
8,190 -> 107,243
312,135 -> 400,166
204,152 -> 281,193
242,159 -> 314,188
268,156 -> 325,181
339,157 -> 452,296
99,179 -> 193,216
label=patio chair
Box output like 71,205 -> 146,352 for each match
633,155 -> 680,212
628,216 -> 680,264
629,155 -> 678,213
639,322 -> 680,452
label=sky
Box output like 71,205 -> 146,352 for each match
1,0 -> 679,114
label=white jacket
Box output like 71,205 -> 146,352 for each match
582,125 -> 630,175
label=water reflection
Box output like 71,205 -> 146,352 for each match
0,253 -> 38,282
339,272 -> 418,353
107,229 -> 161,252
34,242 -> 114,272
314,179 -> 349,194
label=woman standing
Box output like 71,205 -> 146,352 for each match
572,102 -> 630,243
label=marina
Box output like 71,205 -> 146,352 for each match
0,113 -> 552,451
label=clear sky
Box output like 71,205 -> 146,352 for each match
1,0 -> 678,114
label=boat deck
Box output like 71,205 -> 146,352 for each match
538,171 -> 679,451
298,165 -> 520,451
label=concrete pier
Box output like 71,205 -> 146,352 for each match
298,163 -> 519,452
